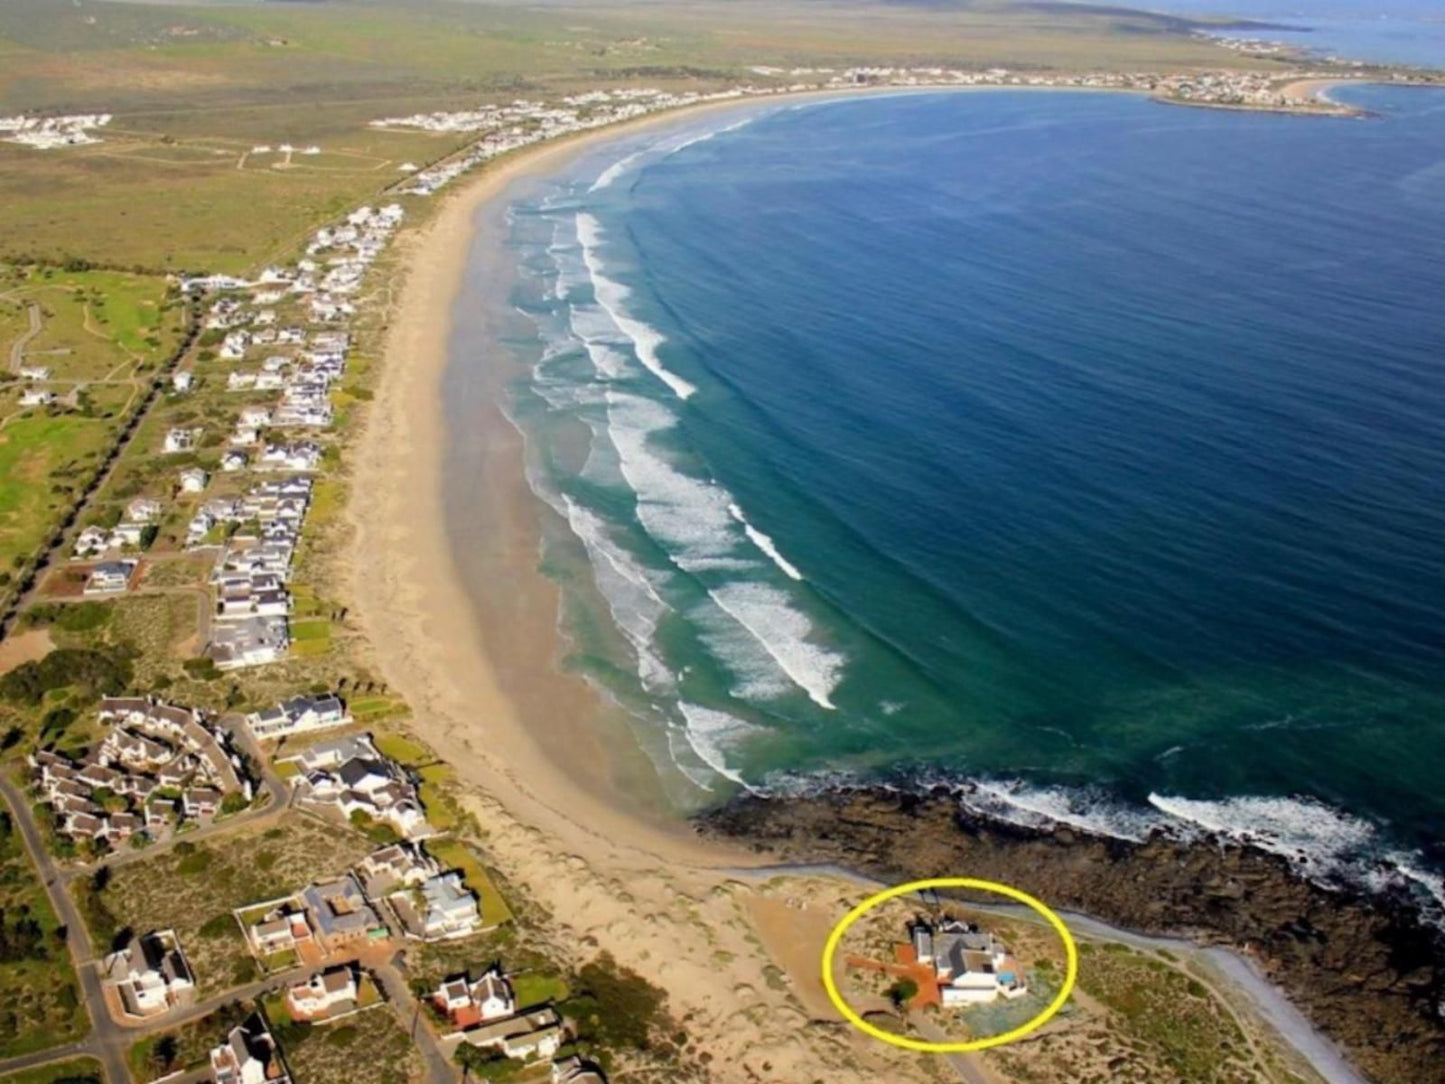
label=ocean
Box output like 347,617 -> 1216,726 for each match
480,86 -> 1445,914
1172,0 -> 1445,69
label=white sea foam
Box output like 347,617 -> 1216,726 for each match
589,148 -> 646,192
662,116 -> 756,160
1149,792 -> 1377,870
962,779 -> 1167,842
561,497 -> 675,692
679,702 -> 761,789
575,212 -> 697,400
728,502 -> 804,580
605,390 -> 845,707
708,582 -> 843,710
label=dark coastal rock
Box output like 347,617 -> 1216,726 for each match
697,789 -> 1445,1084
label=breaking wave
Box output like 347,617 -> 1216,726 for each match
576,212 -> 696,399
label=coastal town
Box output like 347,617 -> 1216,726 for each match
1,6 -> 1442,1083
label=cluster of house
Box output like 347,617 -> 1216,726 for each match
909,917 -> 1028,1007
0,112 -> 110,148
198,476 -> 313,668
284,732 -> 431,842
372,88 -> 768,196
822,64 -> 1367,113
29,697 -> 253,846
239,837 -> 485,973
72,495 -> 162,594
430,965 -> 566,1063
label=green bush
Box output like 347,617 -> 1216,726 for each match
199,913 -> 235,939
0,648 -> 132,705
564,953 -> 672,1056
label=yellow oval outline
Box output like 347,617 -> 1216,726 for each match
821,877 -> 1078,1053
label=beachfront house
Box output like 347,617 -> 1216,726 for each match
911,918 -> 1027,1006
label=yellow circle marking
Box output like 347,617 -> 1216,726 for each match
821,877 -> 1078,1053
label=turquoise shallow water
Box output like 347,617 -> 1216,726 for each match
481,86 -> 1445,908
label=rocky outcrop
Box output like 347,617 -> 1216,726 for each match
697,788 -> 1445,1084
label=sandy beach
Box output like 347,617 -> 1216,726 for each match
344,97 -> 977,1083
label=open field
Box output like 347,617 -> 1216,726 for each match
270,1003 -> 423,1084
0,804 -> 87,1059
0,0 -> 1269,273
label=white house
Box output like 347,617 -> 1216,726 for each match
19,389 -> 55,407
101,930 -> 195,1017
163,427 -> 200,454
18,365 -> 50,381
178,467 -> 209,494
285,965 -> 358,1021
172,371 -> 193,393
73,525 -> 110,558
245,693 -> 349,740
407,872 -> 482,941
85,560 -> 136,595
911,918 -> 1028,1006
126,498 -> 163,523
553,1057 -> 608,1084
210,1017 -> 287,1084
221,450 -> 248,472
433,966 -> 515,1027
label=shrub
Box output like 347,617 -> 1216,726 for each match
199,913 -> 235,939
565,953 -> 672,1055
0,648 -> 133,704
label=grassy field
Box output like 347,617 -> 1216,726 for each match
0,1057 -> 104,1084
80,814 -> 375,996
0,0 -> 1264,273
270,1004 -> 423,1084
0,806 -> 88,1059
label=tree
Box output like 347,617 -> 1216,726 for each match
886,978 -> 919,1010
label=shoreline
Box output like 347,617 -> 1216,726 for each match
344,87 -> 1438,1083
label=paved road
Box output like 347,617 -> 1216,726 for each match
0,775 -> 134,1084
374,957 -> 457,1084
911,1018 -> 995,1084
8,302 -> 42,372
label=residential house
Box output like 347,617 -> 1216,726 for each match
179,467 -> 209,493
100,930 -> 195,1017
300,875 -> 387,951
247,907 -> 314,957
452,1007 -> 563,1061
85,560 -> 136,595
395,872 -> 482,941
910,918 -> 1028,1006
172,371 -> 193,393
552,1057 -> 608,1084
19,389 -> 55,407
73,525 -> 110,558
126,498 -> 163,522
209,1016 -> 287,1084
355,841 -> 439,898
285,965 -> 358,1022
163,427 -> 200,454
245,694 -> 349,741
433,967 -> 514,1029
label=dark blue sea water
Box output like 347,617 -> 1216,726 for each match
495,86 -> 1445,909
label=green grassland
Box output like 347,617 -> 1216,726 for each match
0,806 -> 88,1059
0,0 -> 1267,273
